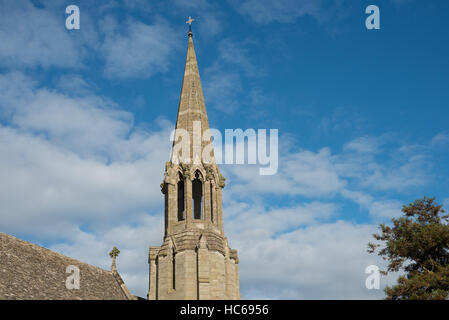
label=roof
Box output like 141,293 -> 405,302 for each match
0,232 -> 134,300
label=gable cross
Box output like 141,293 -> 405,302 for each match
109,246 -> 120,271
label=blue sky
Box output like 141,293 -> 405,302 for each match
1,0 -> 449,299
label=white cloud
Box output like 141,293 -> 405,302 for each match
0,1 -> 91,69
0,71 -> 36,119
223,147 -> 345,199
203,39 -> 264,113
0,0 -> 423,301
340,189 -> 402,220
343,136 -> 382,154
100,17 -> 179,79
367,200 -> 403,219
219,131 -> 430,222
55,74 -> 93,96
46,198 -> 399,299
217,39 -> 262,77
336,137 -> 431,192
0,72 -> 173,238
228,0 -> 324,24
204,63 -> 243,113
431,132 -> 449,145
1,73 -> 406,298
0,1 -> 179,79
0,70 -> 173,298
221,132 -> 432,205
224,201 -> 337,240
49,214 -> 164,298
0,125 -> 165,232
227,216 -> 398,299
443,198 -> 449,210
362,155 -> 430,192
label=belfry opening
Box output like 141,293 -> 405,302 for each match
177,173 -> 185,221
148,18 -> 240,300
192,171 -> 202,220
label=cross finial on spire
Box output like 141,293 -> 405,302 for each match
186,16 -> 195,26
186,16 -> 195,36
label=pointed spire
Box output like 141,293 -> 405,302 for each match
172,18 -> 214,164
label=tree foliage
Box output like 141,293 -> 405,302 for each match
368,197 -> 449,300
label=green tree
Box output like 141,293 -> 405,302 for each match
368,197 -> 449,300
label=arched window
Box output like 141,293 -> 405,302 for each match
192,171 -> 202,219
177,173 -> 185,221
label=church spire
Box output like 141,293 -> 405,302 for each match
148,19 -> 240,300
173,16 -> 212,164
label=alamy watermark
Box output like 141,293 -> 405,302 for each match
65,5 -> 80,30
64,4 -> 380,31
365,5 -> 380,30
365,265 -> 380,290
66,265 -> 80,290
170,121 -> 278,175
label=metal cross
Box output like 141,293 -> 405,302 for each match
186,16 -> 195,26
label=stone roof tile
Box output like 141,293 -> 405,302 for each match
0,232 -> 132,300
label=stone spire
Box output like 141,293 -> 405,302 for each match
148,20 -> 240,300
172,21 -> 213,164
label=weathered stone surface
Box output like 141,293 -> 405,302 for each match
148,29 -> 240,300
0,232 -> 134,300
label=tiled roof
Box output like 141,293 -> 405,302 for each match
0,232 -> 134,300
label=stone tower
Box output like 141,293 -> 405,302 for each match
147,23 -> 240,300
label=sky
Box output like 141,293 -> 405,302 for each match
1,0 -> 449,299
